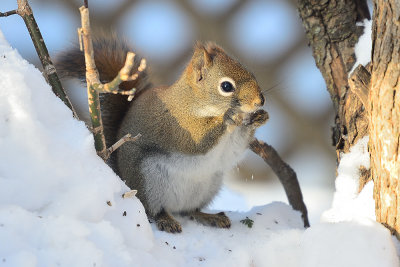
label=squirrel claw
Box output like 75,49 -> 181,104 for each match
245,109 -> 269,127
223,109 -> 243,126
186,210 -> 231,229
225,109 -> 268,128
155,209 -> 182,233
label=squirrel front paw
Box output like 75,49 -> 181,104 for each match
223,109 -> 244,126
224,109 -> 268,129
244,109 -> 269,128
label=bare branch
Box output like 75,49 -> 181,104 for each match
1,0 -> 79,118
91,53 -> 147,101
78,4 -> 147,160
105,133 -> 141,160
0,10 -> 17,17
250,138 -> 310,227
16,0 -> 77,117
79,5 -> 107,158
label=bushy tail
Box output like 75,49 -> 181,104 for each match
56,32 -> 151,151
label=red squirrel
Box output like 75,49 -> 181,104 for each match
57,33 -> 268,233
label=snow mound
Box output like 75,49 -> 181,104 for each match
323,136 -> 374,222
0,30 -> 156,267
0,29 -> 398,267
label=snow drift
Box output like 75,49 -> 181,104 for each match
0,29 -> 398,267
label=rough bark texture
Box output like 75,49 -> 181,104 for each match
298,0 -> 370,159
299,0 -> 400,238
370,0 -> 400,239
349,64 -> 371,113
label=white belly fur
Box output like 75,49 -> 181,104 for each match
141,127 -> 251,214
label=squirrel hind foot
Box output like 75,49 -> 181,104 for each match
155,209 -> 182,233
186,210 -> 231,229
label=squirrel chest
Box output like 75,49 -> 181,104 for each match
117,87 -> 252,214
140,124 -> 251,213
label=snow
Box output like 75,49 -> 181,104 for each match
350,19 -> 372,75
0,30 -> 156,267
322,136 -> 374,222
0,30 -> 399,267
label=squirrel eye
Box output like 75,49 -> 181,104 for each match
218,77 -> 236,96
221,81 -> 234,93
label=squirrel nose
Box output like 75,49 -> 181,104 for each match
259,94 -> 265,106
254,93 -> 265,107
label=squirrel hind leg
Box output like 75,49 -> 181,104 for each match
154,209 -> 182,233
184,210 -> 231,229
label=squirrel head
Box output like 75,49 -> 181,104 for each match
183,42 -> 264,117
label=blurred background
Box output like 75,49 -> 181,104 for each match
1,0 -> 336,223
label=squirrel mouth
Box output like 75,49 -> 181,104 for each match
239,104 -> 260,113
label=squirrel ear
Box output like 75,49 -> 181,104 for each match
191,42 -> 213,82
204,42 -> 225,55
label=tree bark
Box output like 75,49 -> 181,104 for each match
370,0 -> 400,239
299,0 -> 400,238
298,0 -> 370,161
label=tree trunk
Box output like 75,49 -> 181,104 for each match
297,0 -> 370,176
298,0 -> 370,157
299,0 -> 400,238
370,0 -> 400,239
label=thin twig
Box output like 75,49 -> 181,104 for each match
91,53 -> 146,101
11,0 -> 78,118
78,4 -> 146,160
0,10 -> 17,17
79,5 -> 107,158
250,138 -> 310,227
17,1 -> 77,117
106,133 -> 141,160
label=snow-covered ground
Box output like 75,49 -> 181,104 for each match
0,28 -> 399,267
